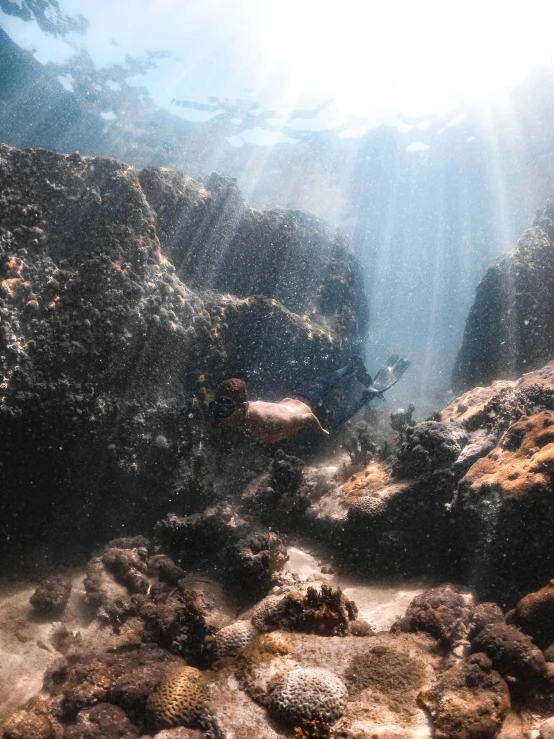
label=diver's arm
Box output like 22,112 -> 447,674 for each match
304,412 -> 330,435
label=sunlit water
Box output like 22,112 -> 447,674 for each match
2,0 -> 554,413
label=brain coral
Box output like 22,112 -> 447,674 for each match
250,595 -> 284,632
213,621 -> 258,662
268,668 -> 348,726
146,666 -> 209,729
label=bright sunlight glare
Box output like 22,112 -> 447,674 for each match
3,0 -> 554,128
252,0 -> 554,121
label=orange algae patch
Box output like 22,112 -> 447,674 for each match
341,461 -> 389,504
462,410 -> 554,498
1,278 -> 24,297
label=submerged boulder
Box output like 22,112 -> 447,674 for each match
452,410 -> 554,606
154,507 -> 288,602
421,653 -> 510,739
453,202 -> 554,392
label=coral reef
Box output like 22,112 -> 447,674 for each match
268,668 -> 348,726
0,143 -> 365,565
469,621 -> 546,683
30,574 -> 72,617
453,410 -> 554,605
2,710 -> 57,739
392,420 -> 468,478
247,585 -> 358,636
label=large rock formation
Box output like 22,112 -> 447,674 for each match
0,143 -> 366,564
268,361 -> 554,608
452,203 -> 554,392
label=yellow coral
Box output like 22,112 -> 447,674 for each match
294,719 -> 331,739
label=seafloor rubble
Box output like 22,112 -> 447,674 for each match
4,143 -> 554,737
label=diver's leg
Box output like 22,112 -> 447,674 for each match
291,365 -> 353,407
327,392 -> 373,429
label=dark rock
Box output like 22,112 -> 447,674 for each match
133,584 -> 228,665
343,469 -> 460,579
0,144 -> 365,565
392,585 -> 473,646
102,548 -> 149,595
392,421 -> 468,478
108,665 -> 172,713
30,575 -> 72,617
453,203 -> 554,393
506,580 -> 554,650
468,603 -> 505,639
250,585 -> 358,637
147,555 -> 185,587
469,621 -> 546,682
452,410 -> 554,607
422,653 -> 510,739
154,507 -> 287,602
2,710 -> 56,739
63,704 -> 138,739
46,645 -> 182,719
139,166 -> 367,328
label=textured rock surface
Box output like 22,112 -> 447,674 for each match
392,421 -> 468,478
138,167 -> 368,328
393,585 -> 473,644
469,622 -> 546,682
64,704 -> 139,739
154,507 -> 288,602
0,144 -> 366,565
453,203 -> 554,392
423,653 -> 510,739
30,574 -> 72,617
507,580 -> 554,649
454,410 -> 554,606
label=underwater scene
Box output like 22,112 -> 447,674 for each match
4,1 -> 554,737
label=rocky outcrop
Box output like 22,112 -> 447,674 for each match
154,507 -> 288,603
0,143 -> 366,564
453,203 -> 554,392
277,361 -> 554,607
138,167 -> 368,329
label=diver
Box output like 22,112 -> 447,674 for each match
209,354 -> 410,443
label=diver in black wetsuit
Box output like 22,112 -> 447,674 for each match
289,354 -> 411,430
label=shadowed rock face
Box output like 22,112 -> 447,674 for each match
0,144 -> 366,565
453,203 -> 554,393
139,168 -> 368,328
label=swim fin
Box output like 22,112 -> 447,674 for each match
370,355 -> 411,394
